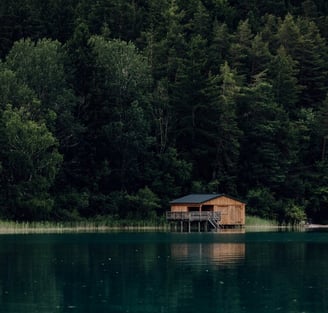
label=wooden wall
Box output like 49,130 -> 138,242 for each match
170,204 -> 192,212
210,196 -> 245,226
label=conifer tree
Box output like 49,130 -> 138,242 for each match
203,62 -> 242,193
238,78 -> 292,195
269,45 -> 300,114
208,20 -> 230,74
229,19 -> 254,83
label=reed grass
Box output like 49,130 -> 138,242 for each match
0,217 -> 169,234
245,215 -> 279,227
245,215 -> 306,231
245,215 -> 285,232
0,215 -> 306,234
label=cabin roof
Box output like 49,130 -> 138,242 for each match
170,193 -> 245,204
170,194 -> 223,204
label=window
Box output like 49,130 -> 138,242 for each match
202,205 -> 214,211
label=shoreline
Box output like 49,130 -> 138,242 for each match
0,220 -> 326,235
0,225 -> 169,234
304,223 -> 328,229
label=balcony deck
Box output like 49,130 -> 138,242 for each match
166,211 -> 221,221
166,211 -> 221,232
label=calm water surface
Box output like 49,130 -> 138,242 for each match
0,231 -> 327,313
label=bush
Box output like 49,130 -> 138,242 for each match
246,187 -> 277,219
126,187 -> 161,218
282,202 -> 306,225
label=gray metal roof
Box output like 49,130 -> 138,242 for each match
170,194 -> 225,204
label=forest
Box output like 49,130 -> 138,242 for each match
0,0 -> 328,223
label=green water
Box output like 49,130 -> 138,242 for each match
0,231 -> 327,313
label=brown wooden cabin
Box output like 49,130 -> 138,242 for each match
166,194 -> 246,232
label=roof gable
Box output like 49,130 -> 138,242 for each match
170,193 -> 246,204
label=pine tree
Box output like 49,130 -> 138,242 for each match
249,32 -> 273,78
296,17 -> 328,108
229,19 -> 254,83
238,79 -> 292,194
202,62 -> 242,193
172,33 -> 208,166
208,20 -> 230,75
277,14 -> 328,110
269,45 -> 300,114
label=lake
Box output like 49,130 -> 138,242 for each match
0,230 -> 327,313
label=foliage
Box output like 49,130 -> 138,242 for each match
0,105 -> 62,220
281,202 -> 307,225
0,0 -> 328,223
246,187 -> 278,219
126,187 -> 161,219
5,38 -> 82,148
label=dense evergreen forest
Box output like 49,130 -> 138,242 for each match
0,0 -> 328,223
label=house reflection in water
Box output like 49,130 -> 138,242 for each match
171,243 -> 245,266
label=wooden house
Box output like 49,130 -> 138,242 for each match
166,194 -> 246,232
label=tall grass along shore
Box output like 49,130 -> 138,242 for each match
0,215 -> 306,234
0,218 -> 169,234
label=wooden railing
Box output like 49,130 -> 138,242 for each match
166,211 -> 221,221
